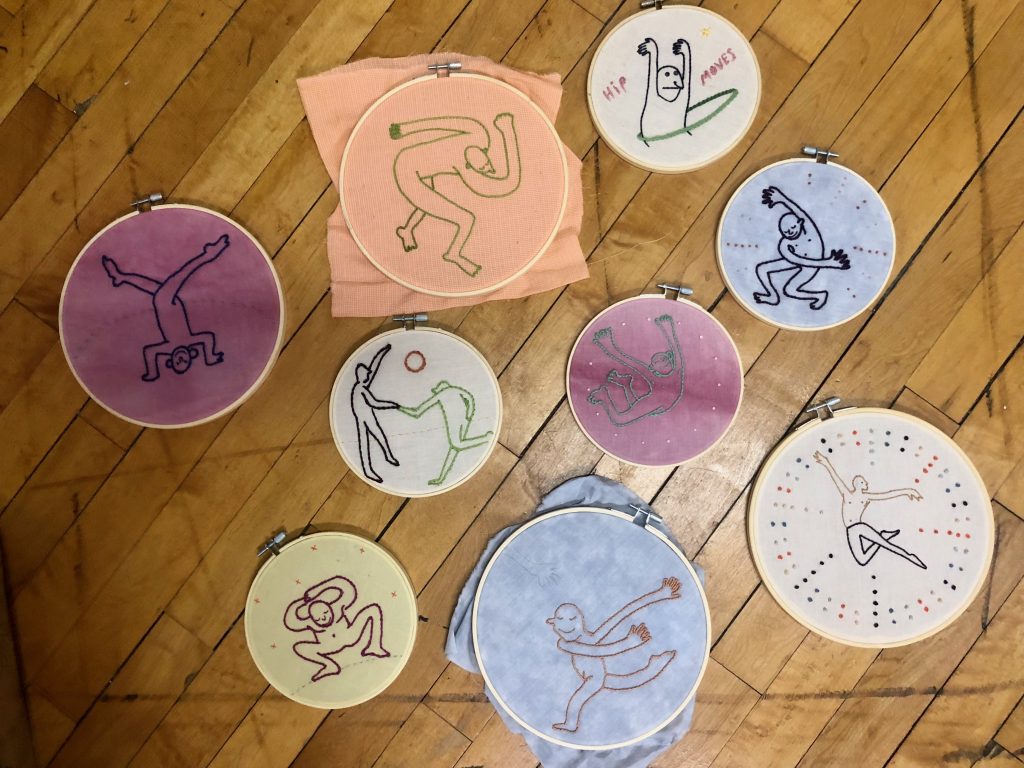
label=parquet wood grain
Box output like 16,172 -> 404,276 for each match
3,1 -> 1022,767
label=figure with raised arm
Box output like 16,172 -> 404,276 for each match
101,234 -> 229,381
754,186 -> 851,310
636,37 -> 692,146
813,450 -> 926,569
399,380 -> 493,486
546,577 -> 682,733
283,575 -> 390,682
587,314 -> 685,426
350,344 -> 402,483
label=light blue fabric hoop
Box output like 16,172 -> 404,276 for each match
447,476 -> 708,766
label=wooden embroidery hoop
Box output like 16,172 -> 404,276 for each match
565,290 -> 744,467
747,404 -> 995,648
329,324 -> 503,498
587,5 -> 761,174
244,531 -> 417,709
58,201 -> 285,429
339,70 -> 570,298
716,154 -> 896,332
471,506 -> 711,750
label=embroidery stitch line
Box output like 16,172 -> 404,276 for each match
547,577 -> 682,733
283,575 -> 391,682
814,451 -> 927,569
102,234 -> 229,381
586,314 -> 685,426
390,114 -> 523,277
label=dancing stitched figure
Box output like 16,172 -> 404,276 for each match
546,577 -> 681,733
390,113 -> 522,277
814,450 -> 927,569
102,234 -> 229,381
283,575 -> 391,682
753,186 -> 850,310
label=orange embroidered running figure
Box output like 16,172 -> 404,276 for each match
546,577 -> 681,733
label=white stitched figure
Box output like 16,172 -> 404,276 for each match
814,450 -> 927,569
546,577 -> 681,733
637,38 -> 692,146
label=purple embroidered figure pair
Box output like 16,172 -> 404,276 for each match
283,575 -> 391,682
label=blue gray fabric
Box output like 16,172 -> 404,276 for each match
446,475 -> 705,767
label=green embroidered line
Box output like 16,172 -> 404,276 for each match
389,114 -> 523,278
399,380 -> 493,485
636,88 -> 739,143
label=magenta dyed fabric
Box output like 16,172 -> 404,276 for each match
567,297 -> 742,466
60,206 -> 283,427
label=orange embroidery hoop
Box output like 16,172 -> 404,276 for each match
340,68 -> 570,298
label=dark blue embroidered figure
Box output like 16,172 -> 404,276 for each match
350,344 -> 402,483
102,234 -> 229,381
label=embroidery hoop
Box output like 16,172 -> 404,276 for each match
58,202 -> 285,429
329,324 -> 503,497
748,405 -> 994,648
471,506 -> 711,750
339,71 -> 570,298
587,5 -> 761,174
716,155 -> 896,331
565,292 -> 743,467
244,531 -> 417,709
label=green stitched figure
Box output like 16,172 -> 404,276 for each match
389,113 -> 522,277
399,381 -> 494,486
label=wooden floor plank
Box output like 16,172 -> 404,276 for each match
3,0 -> 1023,766
0,85 -> 75,218
887,578 -> 1024,766
48,615 -> 209,768
0,0 -> 237,312
34,0 -> 171,112
0,0 -> 95,123
793,504 -> 1024,767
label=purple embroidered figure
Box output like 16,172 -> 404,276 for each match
101,234 -> 229,381
546,577 -> 681,733
283,575 -> 390,682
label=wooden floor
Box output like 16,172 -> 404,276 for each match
2,0 -> 1024,766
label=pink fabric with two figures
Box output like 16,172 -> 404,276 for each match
297,54 -> 589,315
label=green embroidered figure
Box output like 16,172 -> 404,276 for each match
399,381 -> 494,486
389,113 -> 522,277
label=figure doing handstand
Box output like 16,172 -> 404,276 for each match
814,451 -> 926,569
754,186 -> 850,310
546,577 -> 681,733
389,113 -> 522,277
102,234 -> 229,381
283,575 -> 390,682
587,314 -> 684,426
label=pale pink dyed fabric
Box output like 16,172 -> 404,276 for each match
297,54 -> 589,317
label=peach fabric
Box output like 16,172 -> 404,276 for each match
297,54 -> 589,316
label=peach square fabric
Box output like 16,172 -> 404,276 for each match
297,54 -> 589,317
